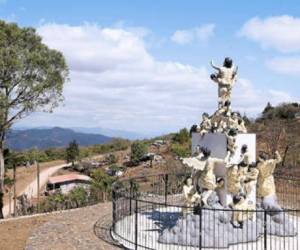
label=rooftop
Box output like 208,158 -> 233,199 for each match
48,174 -> 91,185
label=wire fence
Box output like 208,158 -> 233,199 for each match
111,173 -> 300,250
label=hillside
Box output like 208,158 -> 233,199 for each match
247,102 -> 300,174
6,127 -> 113,150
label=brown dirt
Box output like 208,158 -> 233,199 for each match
0,215 -> 53,250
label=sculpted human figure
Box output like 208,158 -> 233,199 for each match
237,118 -> 247,133
226,164 -> 242,197
215,100 -> 231,117
244,162 -> 259,199
210,57 -> 238,108
182,177 -> 201,215
199,112 -> 212,136
238,145 -> 251,192
192,147 -> 229,206
257,151 -> 282,199
231,194 -> 255,228
226,129 -> 237,157
228,112 -> 240,130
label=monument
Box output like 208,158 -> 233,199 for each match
158,58 -> 297,247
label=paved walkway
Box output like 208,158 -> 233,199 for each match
25,203 -> 121,250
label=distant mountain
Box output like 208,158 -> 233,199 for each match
6,127 -> 113,150
14,126 -> 146,140
70,127 -> 146,140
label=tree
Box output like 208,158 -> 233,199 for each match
130,141 -> 147,164
66,140 -> 80,166
0,21 -> 69,218
90,168 -> 114,201
173,128 -> 190,144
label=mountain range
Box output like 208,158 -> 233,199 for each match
6,127 -> 113,150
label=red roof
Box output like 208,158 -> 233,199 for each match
48,174 -> 91,184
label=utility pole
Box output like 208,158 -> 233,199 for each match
36,161 -> 40,213
13,163 -> 16,217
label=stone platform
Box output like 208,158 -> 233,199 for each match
112,206 -> 299,250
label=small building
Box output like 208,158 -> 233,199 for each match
46,174 -> 92,194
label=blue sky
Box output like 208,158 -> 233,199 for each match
1,1 -> 300,136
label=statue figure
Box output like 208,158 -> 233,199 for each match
257,151 -> 282,199
244,162 -> 259,199
182,177 -> 201,215
237,118 -> 247,133
226,129 -> 238,157
238,145 -> 251,193
215,177 -> 226,206
215,100 -> 231,117
199,112 -> 212,136
231,194 -> 255,228
210,57 -> 238,108
226,164 -> 242,196
228,112 -> 240,130
192,147 -> 229,206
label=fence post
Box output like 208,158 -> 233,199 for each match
264,210 -> 267,250
112,185 -> 116,232
13,163 -> 16,217
164,174 -> 168,205
129,180 -> 133,215
199,207 -> 202,250
135,198 -> 138,250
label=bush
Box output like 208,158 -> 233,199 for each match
171,143 -> 190,158
173,128 -> 190,144
130,141 -> 147,164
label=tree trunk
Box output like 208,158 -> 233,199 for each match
0,147 -> 4,219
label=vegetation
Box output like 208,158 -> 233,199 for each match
66,140 -> 80,166
170,143 -> 190,158
130,141 -> 147,164
90,168 -> 115,201
172,128 -> 190,144
249,102 -> 300,172
259,102 -> 300,120
0,21 -> 69,218
170,128 -> 191,158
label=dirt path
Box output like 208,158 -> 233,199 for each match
3,162 -> 71,217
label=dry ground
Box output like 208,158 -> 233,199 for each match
0,214 -> 54,250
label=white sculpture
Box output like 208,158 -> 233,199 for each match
244,163 -> 259,199
226,164 -> 242,197
226,129 -> 238,157
182,177 -> 201,215
190,147 -> 229,206
210,57 -> 238,108
257,151 -> 282,199
199,112 -> 212,136
237,144 -> 251,194
231,194 -> 256,228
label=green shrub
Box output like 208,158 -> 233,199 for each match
130,141 -> 147,164
171,143 -> 190,158
173,128 -> 190,144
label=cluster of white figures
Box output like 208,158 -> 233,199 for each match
113,58 -> 299,249
159,58 -> 297,248
182,57 -> 281,226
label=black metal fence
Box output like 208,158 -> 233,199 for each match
111,173 -> 300,250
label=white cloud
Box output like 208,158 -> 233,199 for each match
268,89 -> 293,103
16,23 -> 295,135
171,24 -> 215,45
266,57 -> 300,76
239,15 -> 300,53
